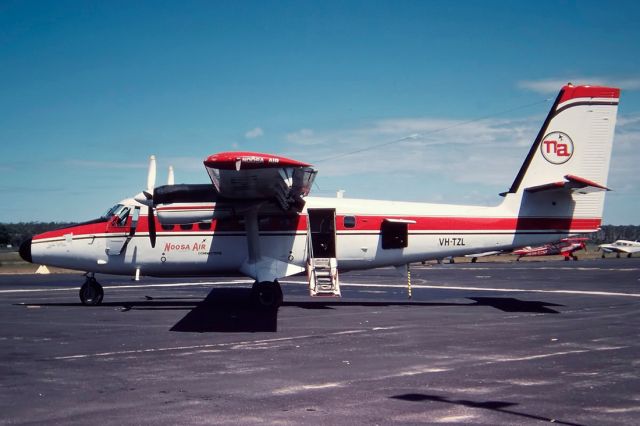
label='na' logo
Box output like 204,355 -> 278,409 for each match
540,131 -> 574,164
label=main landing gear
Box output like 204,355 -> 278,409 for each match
250,280 -> 283,309
79,274 -> 104,306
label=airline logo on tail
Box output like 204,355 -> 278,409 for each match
540,131 -> 574,164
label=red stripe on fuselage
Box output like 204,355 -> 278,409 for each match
335,216 -> 601,232
33,220 -> 111,241
32,214 -> 601,241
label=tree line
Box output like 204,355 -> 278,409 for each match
0,223 -> 77,247
589,225 -> 640,244
1,222 -> 638,248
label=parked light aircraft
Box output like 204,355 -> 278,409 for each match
599,240 -> 640,258
512,237 -> 589,261
19,84 -> 620,308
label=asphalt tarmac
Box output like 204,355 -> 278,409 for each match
1,258 -> 639,425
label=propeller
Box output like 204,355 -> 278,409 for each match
147,203 -> 157,248
146,156 -> 157,248
147,155 -> 157,194
133,157 -> 174,248
167,165 -> 174,185
133,156 -> 158,248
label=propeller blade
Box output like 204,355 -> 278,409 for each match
147,155 -> 157,193
148,206 -> 157,248
133,191 -> 153,206
167,166 -> 174,185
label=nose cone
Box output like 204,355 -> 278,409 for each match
19,238 -> 32,263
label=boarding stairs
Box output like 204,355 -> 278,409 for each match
306,222 -> 341,297
308,257 -> 341,297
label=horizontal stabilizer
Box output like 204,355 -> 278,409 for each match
525,174 -> 610,195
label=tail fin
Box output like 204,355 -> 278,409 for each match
503,84 -> 620,231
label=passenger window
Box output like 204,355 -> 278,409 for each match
198,222 -> 211,230
343,216 -> 356,228
161,224 -> 174,231
180,224 -> 193,230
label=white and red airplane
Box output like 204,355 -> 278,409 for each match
19,84 -> 620,308
512,237 -> 589,261
598,240 -> 640,258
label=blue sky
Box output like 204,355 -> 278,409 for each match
1,0 -> 639,224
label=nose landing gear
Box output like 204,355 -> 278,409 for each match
79,274 -> 104,306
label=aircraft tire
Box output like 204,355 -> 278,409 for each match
251,281 -> 283,309
79,279 -> 104,306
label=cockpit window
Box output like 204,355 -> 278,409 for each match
102,204 -> 124,219
116,207 -> 130,224
101,204 -> 131,225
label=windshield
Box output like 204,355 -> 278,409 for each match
102,204 -> 123,219
101,204 -> 132,225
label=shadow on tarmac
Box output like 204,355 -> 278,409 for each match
390,393 -> 584,426
15,287 -> 564,333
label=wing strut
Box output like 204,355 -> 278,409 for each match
238,206 -> 305,283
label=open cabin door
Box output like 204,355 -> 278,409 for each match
308,208 -> 336,258
306,208 -> 340,297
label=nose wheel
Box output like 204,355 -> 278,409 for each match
79,276 -> 104,306
250,281 -> 283,309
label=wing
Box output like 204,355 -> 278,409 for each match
146,152 -> 318,225
204,152 -> 317,211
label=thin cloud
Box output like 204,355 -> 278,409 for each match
286,116 -> 539,185
286,128 -> 320,145
519,77 -> 640,94
283,110 -> 640,207
245,127 -> 264,139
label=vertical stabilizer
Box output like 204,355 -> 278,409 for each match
503,85 -> 619,230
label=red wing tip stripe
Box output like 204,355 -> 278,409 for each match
204,151 -> 311,169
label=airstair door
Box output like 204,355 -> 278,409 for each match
308,208 -> 336,258
307,208 -> 340,297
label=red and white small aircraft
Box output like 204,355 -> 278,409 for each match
19,84 -> 620,308
599,240 -> 640,258
512,237 -> 589,261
